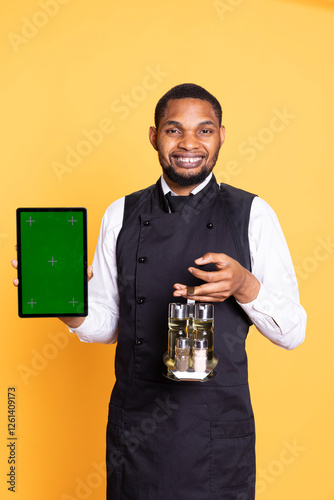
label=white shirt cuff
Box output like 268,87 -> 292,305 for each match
237,283 -> 306,349
68,307 -> 118,344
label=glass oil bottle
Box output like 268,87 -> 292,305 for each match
165,303 -> 189,375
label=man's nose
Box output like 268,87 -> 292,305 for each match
177,132 -> 200,150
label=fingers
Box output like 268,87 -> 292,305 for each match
12,246 -> 18,286
183,295 -> 225,303
194,252 -> 229,266
87,265 -> 94,281
188,266 -> 230,283
173,282 -> 229,300
172,254 -> 236,303
173,287 -> 227,303
11,258 -> 19,286
174,283 -> 187,291
173,283 -> 191,298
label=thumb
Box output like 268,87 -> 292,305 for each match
87,265 -> 94,281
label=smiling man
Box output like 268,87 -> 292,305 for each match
64,84 -> 306,500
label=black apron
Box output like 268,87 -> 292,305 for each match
106,176 -> 257,500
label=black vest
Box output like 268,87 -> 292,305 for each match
106,176 -> 257,500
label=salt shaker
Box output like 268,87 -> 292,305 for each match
193,338 -> 208,372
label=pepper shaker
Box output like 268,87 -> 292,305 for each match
175,337 -> 190,372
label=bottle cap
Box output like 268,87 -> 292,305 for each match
194,303 -> 214,320
169,303 -> 189,319
176,337 -> 190,349
193,338 -> 208,349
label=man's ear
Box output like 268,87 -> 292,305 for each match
219,125 -> 226,147
149,126 -> 158,151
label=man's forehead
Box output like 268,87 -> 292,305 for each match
161,98 -> 219,125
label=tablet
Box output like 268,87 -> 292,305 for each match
16,208 -> 88,318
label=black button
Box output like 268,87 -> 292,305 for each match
143,220 -> 150,226
135,338 -> 144,346
138,257 -> 147,263
207,223 -> 213,229
137,298 -> 146,304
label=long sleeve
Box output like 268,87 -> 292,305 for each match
68,197 -> 125,344
237,197 -> 306,349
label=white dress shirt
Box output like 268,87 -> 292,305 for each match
70,174 -> 306,350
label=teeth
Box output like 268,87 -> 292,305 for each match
176,157 -> 202,163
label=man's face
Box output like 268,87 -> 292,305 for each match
149,98 -> 225,189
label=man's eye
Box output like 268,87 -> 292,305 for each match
166,129 -> 179,134
200,129 -> 212,134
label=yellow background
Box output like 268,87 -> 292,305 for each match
1,0 -> 333,498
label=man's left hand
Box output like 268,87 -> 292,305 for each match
173,252 -> 260,304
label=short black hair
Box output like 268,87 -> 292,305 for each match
154,83 -> 222,129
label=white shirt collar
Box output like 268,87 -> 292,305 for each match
160,172 -> 213,196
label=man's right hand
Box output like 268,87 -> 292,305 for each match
11,248 -> 93,329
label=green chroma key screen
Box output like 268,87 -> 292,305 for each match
16,208 -> 88,318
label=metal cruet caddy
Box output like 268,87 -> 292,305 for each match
163,301 -> 218,381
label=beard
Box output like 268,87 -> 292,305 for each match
158,149 -> 220,187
